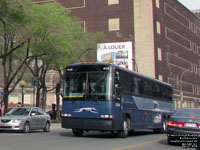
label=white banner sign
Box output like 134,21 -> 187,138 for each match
97,42 -> 133,70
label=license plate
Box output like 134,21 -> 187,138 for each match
185,123 -> 197,128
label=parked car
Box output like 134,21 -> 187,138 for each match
167,108 -> 200,145
0,107 -> 51,133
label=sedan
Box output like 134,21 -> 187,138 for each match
167,108 -> 200,146
0,107 -> 51,133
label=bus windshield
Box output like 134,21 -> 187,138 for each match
63,72 -> 111,101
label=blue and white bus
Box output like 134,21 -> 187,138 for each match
61,62 -> 174,137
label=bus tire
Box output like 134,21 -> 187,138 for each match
72,129 -> 84,136
117,117 -> 130,138
153,119 -> 167,133
161,119 -> 167,133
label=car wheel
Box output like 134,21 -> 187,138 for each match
72,129 -> 84,136
117,117 -> 130,138
43,122 -> 50,132
23,122 -> 30,133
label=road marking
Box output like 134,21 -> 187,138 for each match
112,138 -> 166,150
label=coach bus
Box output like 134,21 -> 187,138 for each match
61,62 -> 174,137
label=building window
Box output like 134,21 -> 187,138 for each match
191,22 -> 196,33
175,99 -> 181,109
192,43 -> 197,53
108,18 -> 120,31
195,85 -> 199,95
158,75 -> 163,81
157,48 -> 162,61
193,64 -> 198,74
183,101 -> 187,108
155,0 -> 160,8
196,27 -> 200,37
187,101 -> 194,108
156,21 -> 161,34
108,0 -> 119,5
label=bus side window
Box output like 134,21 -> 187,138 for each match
152,83 -> 160,97
144,80 -> 153,96
131,76 -> 138,94
115,71 -> 121,95
115,71 -> 120,88
168,88 -> 173,100
138,78 -> 145,95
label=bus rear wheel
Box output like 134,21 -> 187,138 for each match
118,118 -> 130,138
153,119 -> 167,133
72,129 -> 84,136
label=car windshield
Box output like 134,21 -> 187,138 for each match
174,109 -> 200,118
7,108 -> 31,116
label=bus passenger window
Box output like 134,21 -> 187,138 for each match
115,71 -> 122,95
115,71 -> 120,88
144,81 -> 153,96
131,76 -> 138,94
138,78 -> 145,95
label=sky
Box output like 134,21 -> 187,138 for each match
178,0 -> 200,10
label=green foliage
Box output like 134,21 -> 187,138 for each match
0,0 -> 27,26
0,0 -> 104,109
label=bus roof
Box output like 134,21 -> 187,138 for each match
66,62 -> 172,88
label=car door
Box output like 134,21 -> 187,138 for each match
37,108 -> 46,129
30,108 -> 40,129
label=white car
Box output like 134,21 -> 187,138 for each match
0,107 -> 51,133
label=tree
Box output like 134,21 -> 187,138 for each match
22,0 -> 81,108
0,0 -> 33,110
0,0 -> 70,110
23,1 -> 104,111
0,0 -> 104,111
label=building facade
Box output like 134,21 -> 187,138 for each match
33,0 -> 200,109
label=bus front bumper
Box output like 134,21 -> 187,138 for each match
61,117 -> 122,131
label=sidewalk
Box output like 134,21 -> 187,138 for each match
51,123 -> 61,129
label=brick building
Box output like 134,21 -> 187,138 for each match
33,0 -> 200,109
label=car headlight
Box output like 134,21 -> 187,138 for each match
12,119 -> 22,123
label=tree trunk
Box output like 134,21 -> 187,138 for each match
36,86 -> 40,107
42,87 -> 47,111
3,88 -> 9,113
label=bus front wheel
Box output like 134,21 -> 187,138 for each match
72,129 -> 84,136
117,118 -> 130,138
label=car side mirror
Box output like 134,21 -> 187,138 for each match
31,112 -> 36,116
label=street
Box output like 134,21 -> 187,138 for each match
0,123 -> 196,150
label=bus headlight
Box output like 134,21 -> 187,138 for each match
101,115 -> 114,119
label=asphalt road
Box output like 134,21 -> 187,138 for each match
0,123 -> 196,150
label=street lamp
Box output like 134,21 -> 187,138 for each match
19,80 -> 26,106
